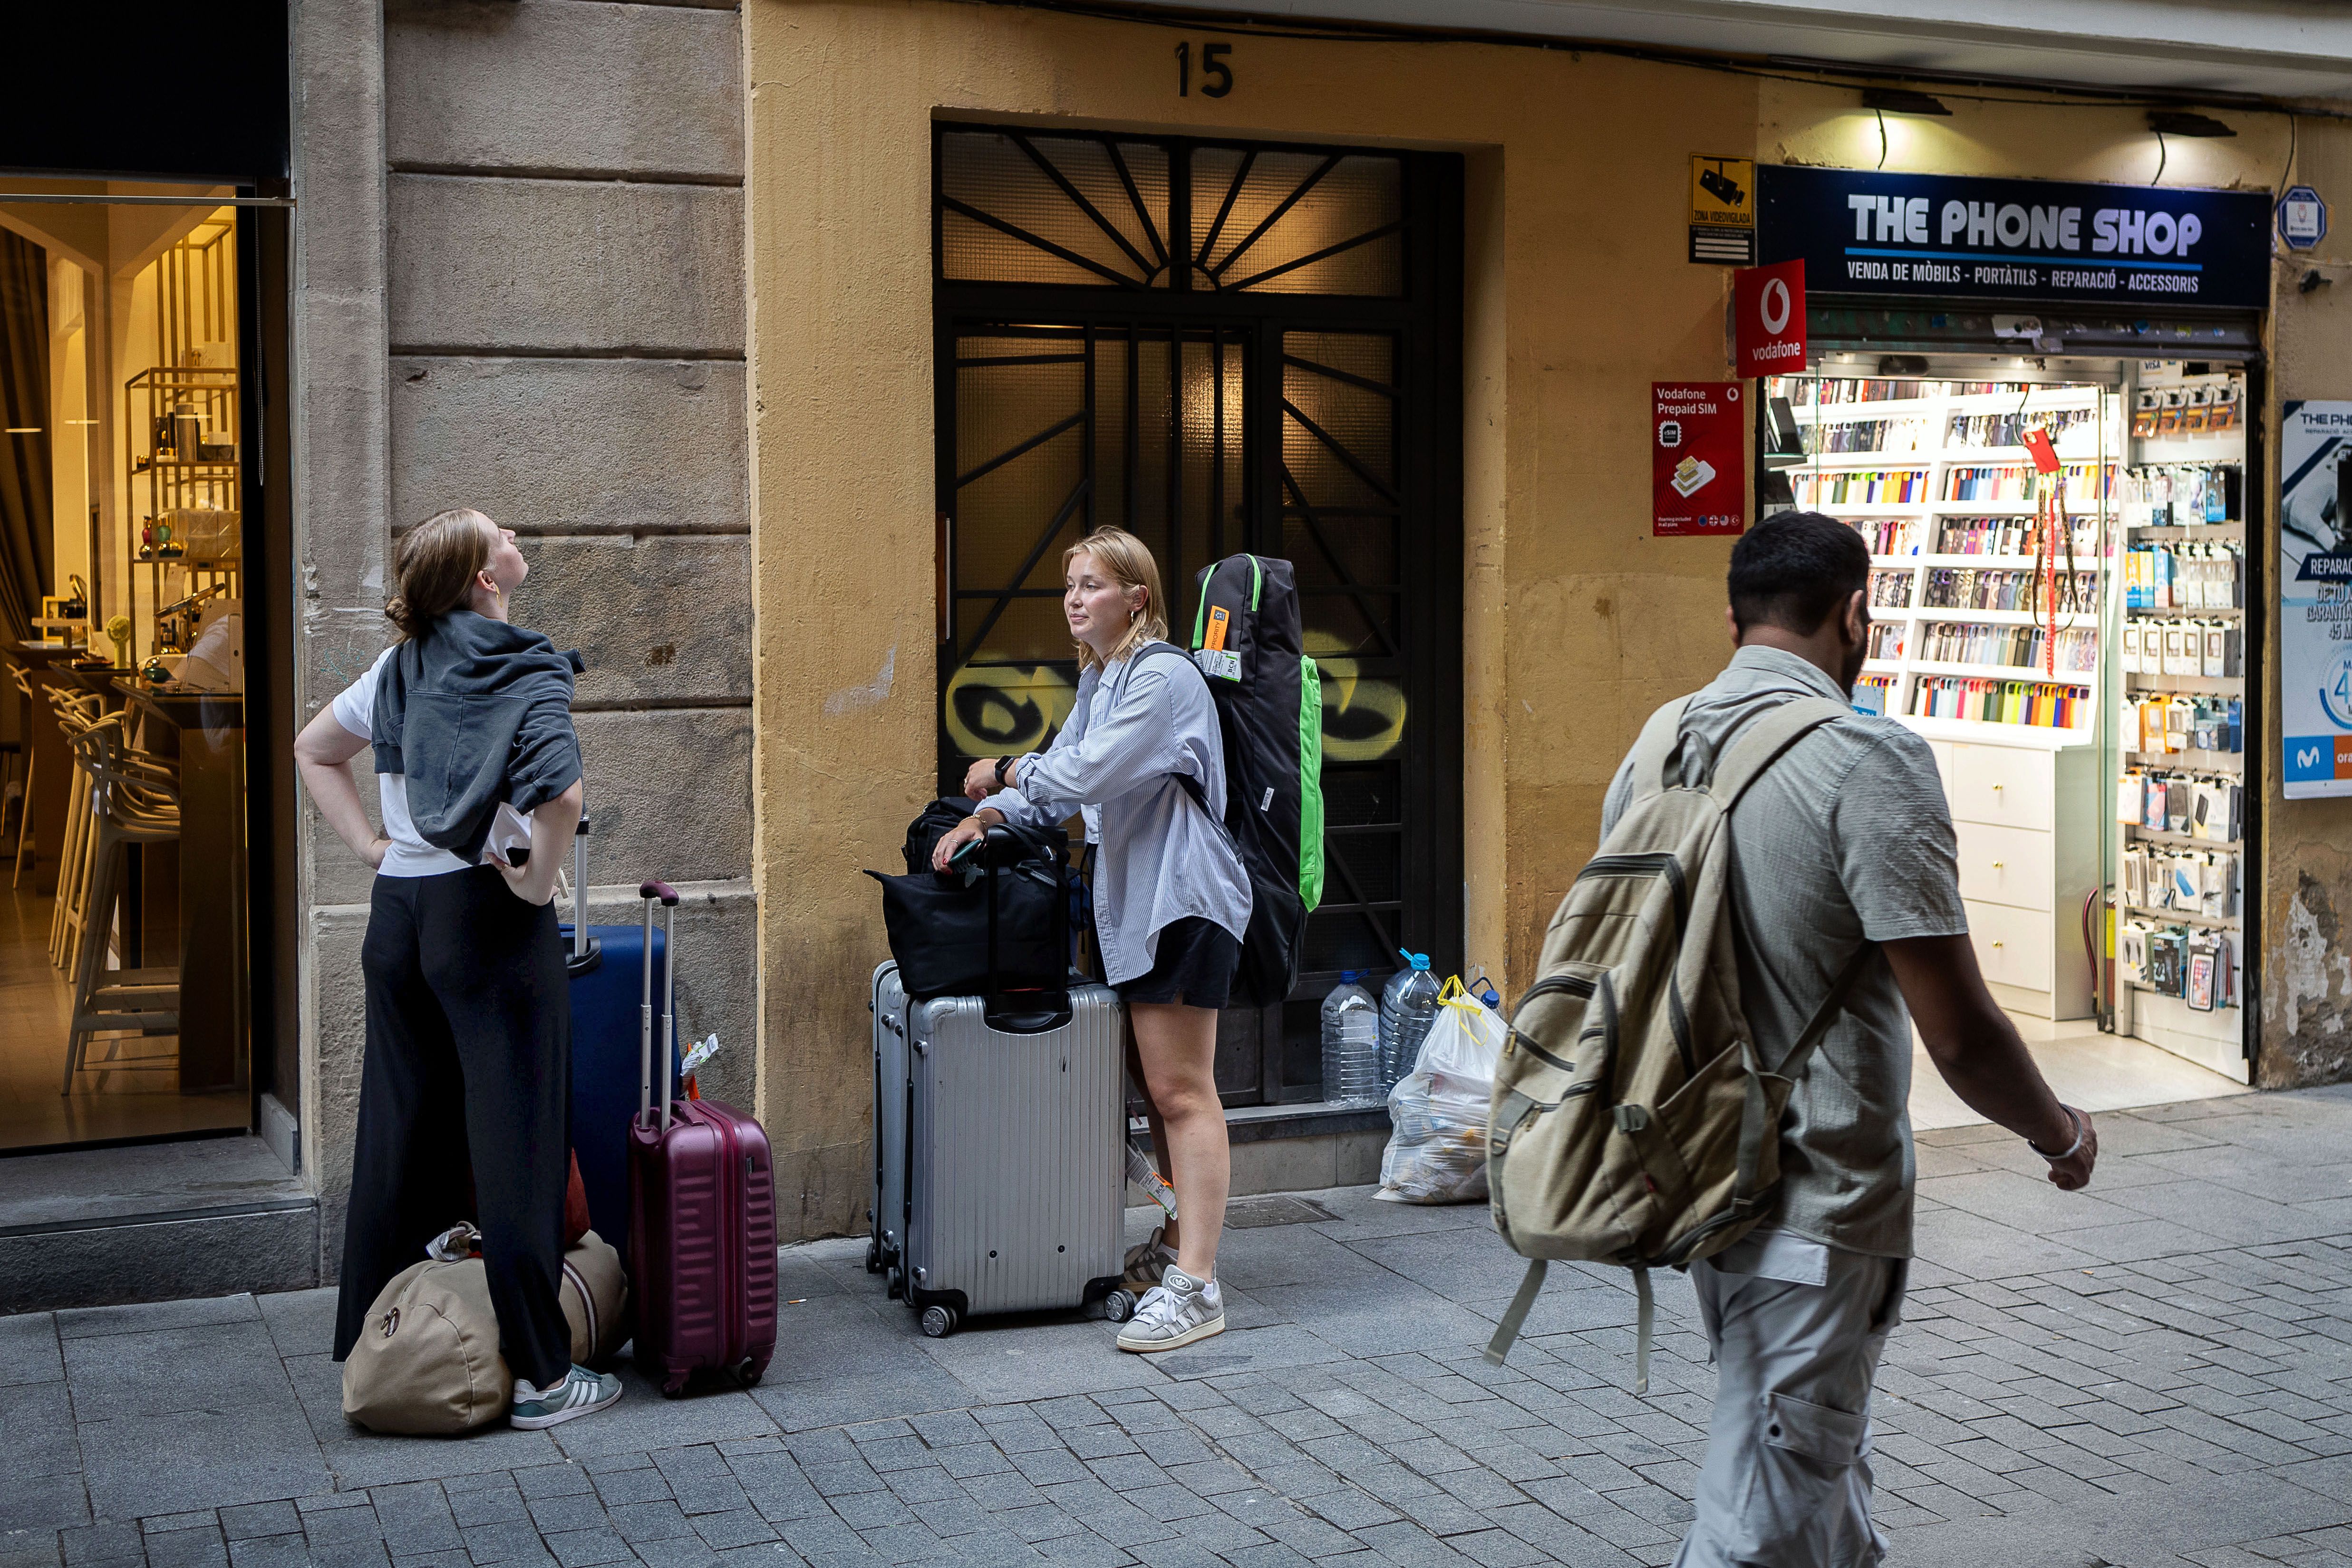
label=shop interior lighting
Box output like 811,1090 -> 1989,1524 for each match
1861,88 -> 1952,117
2148,111 -> 2235,138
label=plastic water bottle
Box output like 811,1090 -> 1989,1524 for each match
1320,972 -> 1381,1107
1378,950 -> 1442,1091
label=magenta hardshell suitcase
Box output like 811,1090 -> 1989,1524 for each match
627,880 -> 777,1396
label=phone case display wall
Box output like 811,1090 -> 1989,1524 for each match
1778,378 -> 2111,736
2111,366 -> 2248,1078
1780,374 -> 2117,1020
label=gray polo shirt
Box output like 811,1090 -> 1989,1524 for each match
1601,646 -> 1967,1260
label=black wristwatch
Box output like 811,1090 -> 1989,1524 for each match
993,755 -> 1014,787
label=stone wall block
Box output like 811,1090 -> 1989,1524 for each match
307,903 -> 372,1279
574,707 -> 753,882
389,175 -> 744,355
387,0 -> 742,181
391,357 -> 748,532
516,534 -> 752,706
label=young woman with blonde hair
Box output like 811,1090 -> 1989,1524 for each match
931,526 -> 1251,1351
295,507 -> 619,1429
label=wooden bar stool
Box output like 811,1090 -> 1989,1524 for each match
46,695 -> 115,972
58,722 -> 182,1096
7,666 -> 38,888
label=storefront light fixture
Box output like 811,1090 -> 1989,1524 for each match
1861,88 -> 1952,118
2148,111 -> 2234,139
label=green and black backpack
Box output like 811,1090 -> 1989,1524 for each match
1123,554 -> 1325,1006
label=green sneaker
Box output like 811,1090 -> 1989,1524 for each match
510,1365 -> 622,1429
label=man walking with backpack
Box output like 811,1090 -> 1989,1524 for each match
1489,511 -> 2099,1567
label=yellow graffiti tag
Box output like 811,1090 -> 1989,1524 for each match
943,664 -> 1078,758
1306,631 -> 1407,763
941,637 -> 1406,763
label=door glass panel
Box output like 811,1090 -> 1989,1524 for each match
940,130 -> 1173,289
1191,149 -> 1403,295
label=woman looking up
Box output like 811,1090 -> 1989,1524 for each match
296,507 -> 619,1430
932,526 -> 1252,1352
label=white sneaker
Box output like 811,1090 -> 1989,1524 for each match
510,1365 -> 622,1429
1115,1267 -> 1225,1353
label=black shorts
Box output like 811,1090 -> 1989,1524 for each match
1117,917 -> 1239,1010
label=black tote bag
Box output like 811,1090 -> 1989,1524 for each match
867,823 -> 1069,1000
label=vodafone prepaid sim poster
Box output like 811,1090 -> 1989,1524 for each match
1653,382 -> 1745,538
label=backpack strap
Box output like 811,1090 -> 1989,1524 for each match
1628,697 -> 1694,798
1706,695 -> 1853,811
1115,641 -> 1218,818
1726,939 -> 1876,1228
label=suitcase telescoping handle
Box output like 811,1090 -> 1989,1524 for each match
639,879 -> 680,1133
571,815 -> 591,961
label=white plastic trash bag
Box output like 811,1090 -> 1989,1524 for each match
1375,979 -> 1507,1203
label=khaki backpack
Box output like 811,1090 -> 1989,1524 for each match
1484,695 -> 1871,1390
342,1229 -> 629,1434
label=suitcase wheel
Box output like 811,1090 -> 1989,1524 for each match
1101,1289 -> 1137,1325
661,1370 -> 692,1399
920,1305 -> 958,1338
865,1239 -> 882,1275
737,1355 -> 767,1387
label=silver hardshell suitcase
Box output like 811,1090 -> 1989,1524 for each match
869,959 -> 1130,1336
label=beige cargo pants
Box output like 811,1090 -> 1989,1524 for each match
1671,1247 -> 1908,1568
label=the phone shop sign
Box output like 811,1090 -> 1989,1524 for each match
1757,166 -> 2272,309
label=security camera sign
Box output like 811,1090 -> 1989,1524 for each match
2284,401 -> 2352,797
1654,383 -> 1744,537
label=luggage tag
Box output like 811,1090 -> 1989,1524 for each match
679,1033 -> 720,1100
1196,604 -> 1243,683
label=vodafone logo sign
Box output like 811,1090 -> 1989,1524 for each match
1734,259 -> 1807,380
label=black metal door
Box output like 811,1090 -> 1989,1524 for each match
935,125 -> 1462,1104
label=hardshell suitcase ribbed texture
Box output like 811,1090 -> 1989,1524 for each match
629,882 -> 777,1395
870,959 -> 1124,1333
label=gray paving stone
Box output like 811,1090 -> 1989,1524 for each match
542,1530 -> 633,1568
139,1530 -> 225,1568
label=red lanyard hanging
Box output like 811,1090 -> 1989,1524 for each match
2021,424 -> 2065,680
2037,474 -> 2061,678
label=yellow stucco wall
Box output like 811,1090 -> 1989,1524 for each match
745,0 -> 2352,1234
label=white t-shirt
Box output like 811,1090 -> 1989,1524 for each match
331,646 -> 529,879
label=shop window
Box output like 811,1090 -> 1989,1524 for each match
936,125 -> 1461,1107
0,188 -> 256,1151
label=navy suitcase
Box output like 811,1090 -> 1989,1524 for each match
562,818 -> 677,1271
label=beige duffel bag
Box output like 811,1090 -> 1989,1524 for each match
342,1228 -> 628,1434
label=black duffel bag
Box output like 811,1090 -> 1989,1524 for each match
868,814 -> 1069,1000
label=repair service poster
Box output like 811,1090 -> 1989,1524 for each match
2281,400 -> 2352,797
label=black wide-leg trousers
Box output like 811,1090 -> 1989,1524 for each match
333,866 -> 572,1390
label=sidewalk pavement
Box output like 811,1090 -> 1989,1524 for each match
10,1087 -> 2352,1568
